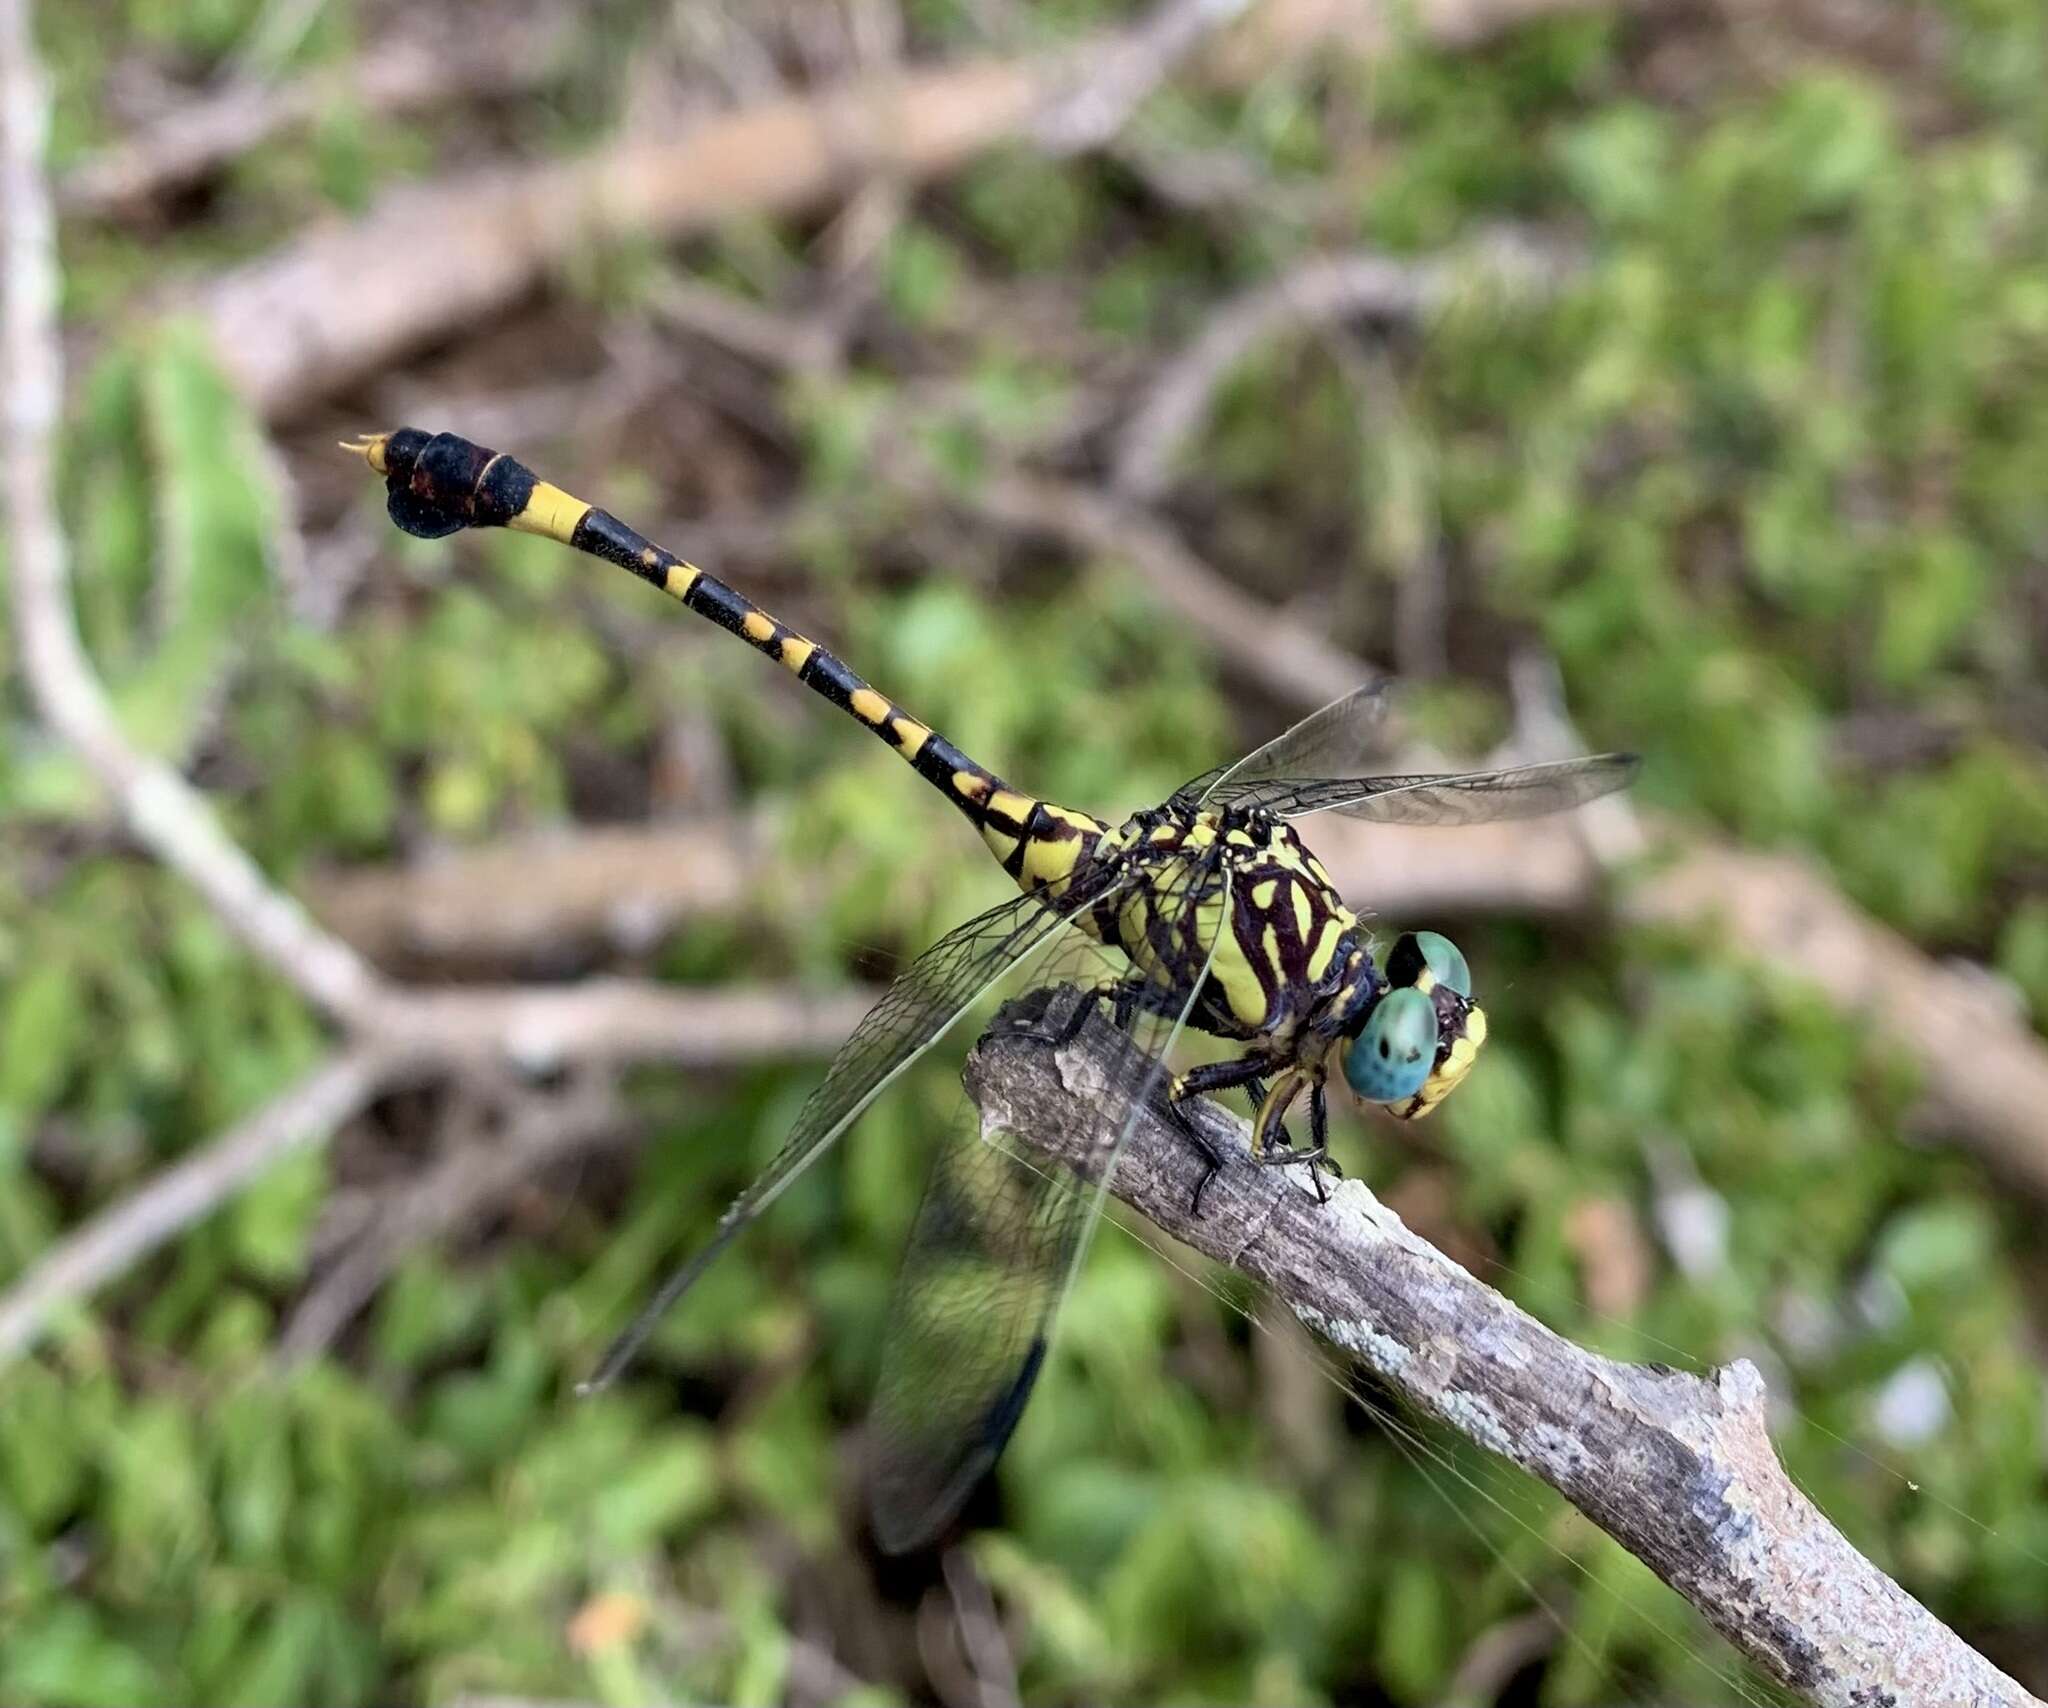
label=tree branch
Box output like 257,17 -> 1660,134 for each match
954,469 -> 1366,709
1112,230 -> 1577,500
305,818 -> 768,968
184,0 -> 1602,418
1,1 -> 390,1030
966,988 -> 2040,1708
0,980 -> 874,1373
0,1048 -> 392,1365
58,10 -> 573,218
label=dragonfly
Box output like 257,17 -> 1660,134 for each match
343,427 -> 1638,1551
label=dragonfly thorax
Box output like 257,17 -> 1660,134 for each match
1080,796 -> 1376,1053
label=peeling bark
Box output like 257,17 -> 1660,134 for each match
965,988 -> 2039,1708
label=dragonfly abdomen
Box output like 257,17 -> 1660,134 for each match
345,429 -> 1099,880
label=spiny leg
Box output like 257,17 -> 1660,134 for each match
1236,1068 -> 1341,1205
1169,1052 -> 1283,1215
1013,978 -> 1232,1197
1170,1053 -> 1280,1105
1306,1078 -> 1335,1203
1005,976 -> 1134,1048
1170,1055 -> 1326,1159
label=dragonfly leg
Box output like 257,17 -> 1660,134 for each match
1302,1077 -> 1341,1204
1006,978 -> 1134,1048
1170,1053 -> 1281,1105
1165,1053 -> 1284,1215
1242,1069 -> 1340,1203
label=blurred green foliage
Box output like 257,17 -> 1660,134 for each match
6,0 -> 2048,1702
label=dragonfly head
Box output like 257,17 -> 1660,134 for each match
1342,931 -> 1486,1120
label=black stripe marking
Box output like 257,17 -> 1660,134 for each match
570,508 -> 667,587
363,428 -> 1028,839
792,643 -> 861,712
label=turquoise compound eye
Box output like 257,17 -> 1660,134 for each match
1344,987 -> 1439,1103
1387,929 -> 1472,998
1412,930 -> 1471,998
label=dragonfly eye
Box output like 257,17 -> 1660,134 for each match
1343,987 -> 1439,1103
1387,929 -> 1472,998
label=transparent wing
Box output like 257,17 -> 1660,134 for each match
1177,682 -> 1394,805
1210,752 -> 1640,825
868,862 -> 1231,1552
581,881 -> 1120,1393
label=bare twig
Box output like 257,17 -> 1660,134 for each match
194,54 -> 1051,416
277,1079 -> 635,1362
650,275 -> 841,374
954,469 -> 1366,708
937,1540 -> 1024,1703
306,818 -> 769,967
380,981 -> 877,1075
1623,843 -> 2048,1200
1113,230 -> 1578,499
2,0 -> 389,1028
0,1049 -> 391,1364
1443,1612 -> 1557,1707
186,0 -> 1601,417
60,11 -> 574,218
1031,0 -> 1253,154
968,991 -> 2040,1708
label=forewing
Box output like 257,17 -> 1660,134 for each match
1211,752 -> 1639,826
1177,683 -> 1394,806
581,883 -> 1116,1393
869,862 -> 1232,1552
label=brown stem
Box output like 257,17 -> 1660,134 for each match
966,992 -> 2040,1707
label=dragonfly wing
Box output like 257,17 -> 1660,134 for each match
1176,683 -> 1394,806
1212,752 -> 1639,826
581,883 -> 1118,1393
868,862 -> 1233,1552
867,1113 -> 1092,1552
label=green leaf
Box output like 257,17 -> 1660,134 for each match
2,1604 -> 161,1708
227,1144 -> 326,1283
0,959 -> 84,1116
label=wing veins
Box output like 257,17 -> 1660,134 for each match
869,856 -> 1232,1550
1209,752 -> 1640,825
581,875 -> 1131,1394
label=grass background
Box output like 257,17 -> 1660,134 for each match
5,0 -> 2048,1701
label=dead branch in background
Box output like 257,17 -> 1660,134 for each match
0,16 -> 872,1367
186,0 -> 1603,416
1112,230 -> 1579,499
60,10 -> 575,218
306,818 -> 768,967
276,1076 -> 637,1363
1031,0 -> 1254,155
0,1049 -> 391,1365
969,992 -> 2040,1708
955,469 -> 1367,707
